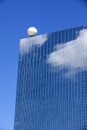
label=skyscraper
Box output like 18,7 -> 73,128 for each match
14,26 -> 87,130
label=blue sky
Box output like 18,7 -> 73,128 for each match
0,0 -> 87,130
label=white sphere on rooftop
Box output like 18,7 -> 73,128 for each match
27,27 -> 38,37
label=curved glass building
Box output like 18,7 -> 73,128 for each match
14,26 -> 87,130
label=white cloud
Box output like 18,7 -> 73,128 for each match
47,29 -> 87,74
20,34 -> 48,56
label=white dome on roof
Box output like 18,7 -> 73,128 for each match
27,27 -> 38,37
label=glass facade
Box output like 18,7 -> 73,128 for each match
14,26 -> 87,130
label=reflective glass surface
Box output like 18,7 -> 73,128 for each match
14,26 -> 87,130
